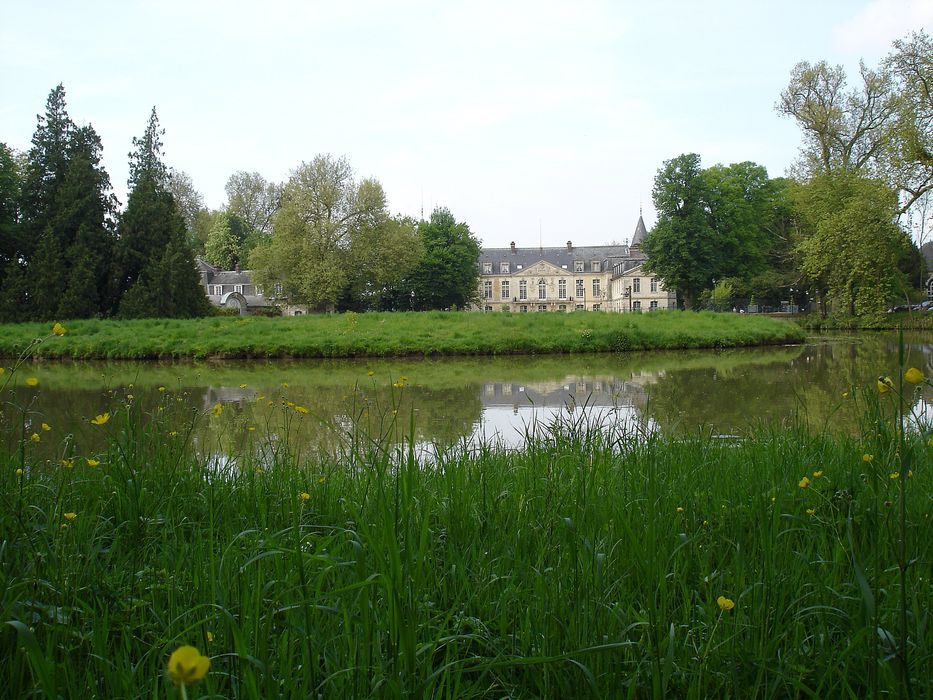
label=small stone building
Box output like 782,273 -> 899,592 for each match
197,259 -> 308,316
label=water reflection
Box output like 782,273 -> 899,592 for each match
3,332 -> 931,464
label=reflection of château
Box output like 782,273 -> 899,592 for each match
480,372 -> 661,413
475,215 -> 676,313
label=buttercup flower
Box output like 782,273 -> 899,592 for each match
90,412 -> 110,426
52,322 -> 66,336
293,405 -> 309,414
717,596 -> 735,611
63,512 -> 77,521
86,458 -> 100,467
61,458 -> 74,469
41,423 -> 51,431
30,433 -> 40,443
798,476 -> 810,489
889,472 -> 900,480
211,403 -> 223,417
300,492 -> 311,502
812,470 -> 823,478
158,386 -> 166,392
25,377 -> 39,387
206,631 -> 214,643
877,376 -> 894,394
167,645 -> 210,687
806,508 -> 816,515
676,506 -> 684,513
905,368 -> 924,385
15,468 -> 23,476
239,383 -> 248,389
862,454 -> 874,463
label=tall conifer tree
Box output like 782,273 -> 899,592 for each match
115,108 -> 209,318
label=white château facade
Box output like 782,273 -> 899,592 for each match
474,216 -> 676,312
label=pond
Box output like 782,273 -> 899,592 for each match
3,332 -> 931,464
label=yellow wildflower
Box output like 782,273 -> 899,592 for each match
206,631 -> 214,643
63,512 -> 77,521
168,431 -> 178,437
890,472 -> 900,480
806,508 -> 816,516
294,405 -> 309,414
52,322 -> 66,336
676,506 -> 684,513
877,376 -> 894,393
158,386 -> 166,392
25,377 -> 39,387
862,454 -> 874,462
368,371 -> 375,377
167,645 -> 210,687
717,596 -> 735,611
15,468 -> 23,476
0,367 -> 4,375
29,433 -> 40,443
905,367 -> 924,385
126,394 -> 134,400
300,492 -> 311,502
282,382 -> 289,388
842,391 -> 849,398
239,383 -> 248,389
90,412 -> 110,426
211,403 -> 223,417
41,423 -> 51,431
86,458 -> 100,467
812,470 -> 823,478
61,458 -> 74,469
247,426 -> 256,432
798,476 -> 810,489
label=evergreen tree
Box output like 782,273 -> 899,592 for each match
0,143 -> 23,315
115,109 -> 210,318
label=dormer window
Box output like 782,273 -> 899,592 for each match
212,285 -> 223,295
500,262 -> 510,274
591,261 -> 600,272
574,260 -> 584,272
234,284 -> 243,294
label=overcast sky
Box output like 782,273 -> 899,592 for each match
1,0 -> 930,247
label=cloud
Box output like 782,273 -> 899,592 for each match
832,0 -> 933,55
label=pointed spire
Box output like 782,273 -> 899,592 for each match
631,213 -> 648,247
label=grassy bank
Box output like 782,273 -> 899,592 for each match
0,311 -> 805,360
1,381 -> 931,697
801,311 -> 933,331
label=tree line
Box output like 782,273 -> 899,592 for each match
1,88 -> 482,324
0,86 -> 209,322
643,30 -> 931,321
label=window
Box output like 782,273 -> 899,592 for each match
501,280 -> 510,300
212,285 -> 223,295
633,278 -> 641,293
633,301 -> 641,311
592,279 -> 601,297
500,262 -> 510,274
575,304 -> 585,310
558,279 -> 567,299
274,283 -> 284,295
574,260 -> 584,272
592,304 -> 601,311
294,310 -> 302,316
651,277 -> 658,293
576,279 -> 584,298
591,261 -> 600,272
537,304 -> 547,312
516,264 -> 523,270
483,262 -> 492,274
538,279 -> 547,300
483,280 -> 492,299
255,285 -> 263,296
650,300 -> 658,311
520,305 -> 529,313
519,280 -> 527,300
558,304 -> 567,311
484,305 -> 493,312
233,284 -> 242,294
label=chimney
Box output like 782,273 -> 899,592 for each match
510,241 -> 516,253
566,240 -> 573,251
235,262 -> 241,273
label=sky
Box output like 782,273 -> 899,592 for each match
1,0 -> 931,248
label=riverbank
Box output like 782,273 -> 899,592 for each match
801,310 -> 933,331
2,397 -> 929,697
0,311 -> 805,360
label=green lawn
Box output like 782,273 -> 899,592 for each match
0,310 -> 805,360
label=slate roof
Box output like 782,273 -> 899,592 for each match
478,245 -> 632,272
630,215 -> 648,247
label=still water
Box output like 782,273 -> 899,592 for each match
4,332 -> 932,463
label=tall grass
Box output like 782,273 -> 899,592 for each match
1,369 -> 931,698
0,311 -> 805,360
